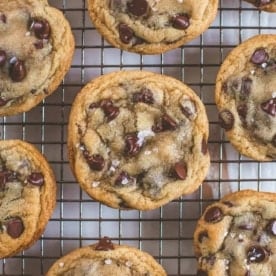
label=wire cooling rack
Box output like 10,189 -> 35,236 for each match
0,0 -> 276,275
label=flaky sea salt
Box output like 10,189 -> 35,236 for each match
137,130 -> 155,146
104,259 -> 112,265
58,262 -> 64,268
91,181 -> 100,188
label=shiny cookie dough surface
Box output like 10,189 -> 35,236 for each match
46,237 -> 167,276
0,0 -> 74,116
216,34 -> 276,161
244,0 -> 276,12
0,140 -> 56,258
194,190 -> 276,276
87,0 -> 218,54
68,71 -> 210,210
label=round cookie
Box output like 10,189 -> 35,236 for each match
68,71 -> 210,210
0,0 -> 75,116
244,0 -> 276,12
87,0 -> 218,54
46,237 -> 167,276
0,140 -> 56,258
194,190 -> 276,276
215,34 -> 276,161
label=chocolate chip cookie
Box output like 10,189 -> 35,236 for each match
244,0 -> 276,12
194,190 -> 276,276
87,0 -> 218,54
46,237 -> 167,276
0,140 -> 56,258
215,34 -> 276,161
0,0 -> 74,116
67,71 -> 210,210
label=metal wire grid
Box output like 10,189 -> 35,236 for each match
0,0 -> 276,275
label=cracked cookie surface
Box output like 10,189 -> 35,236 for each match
46,237 -> 167,276
0,140 -> 56,258
244,0 -> 276,12
194,190 -> 276,276
87,0 -> 218,54
67,71 -> 210,210
216,34 -> 276,161
0,0 -> 74,116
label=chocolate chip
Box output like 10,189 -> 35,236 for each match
34,40 -> 44,49
89,102 -> 100,109
115,171 -> 134,186
0,14 -> 6,23
241,77 -> 252,97
218,110 -> 234,131
127,0 -> 148,17
256,0 -> 272,7
196,270 -> 208,276
247,246 -> 267,263
0,97 -> 8,107
30,18 -> 51,40
9,60 -> 27,82
180,99 -> 197,119
173,161 -> 187,180
133,88 -> 154,104
172,14 -> 190,30
204,206 -> 223,223
162,114 -> 177,130
0,171 -> 8,190
198,231 -> 209,243
95,237 -> 114,251
238,224 -> 254,231
27,172 -> 44,186
0,50 -> 7,67
125,133 -> 141,156
118,23 -> 134,44
272,135 -> 276,147
237,104 -> 248,123
266,220 -> 276,236
86,154 -> 105,171
201,138 -> 208,155
250,48 -> 269,65
101,99 -> 120,121
6,217 -> 24,238
261,98 -> 276,117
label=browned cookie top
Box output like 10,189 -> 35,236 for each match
244,0 -> 276,12
0,140 -> 56,258
216,35 -> 276,160
194,190 -> 276,276
68,71 -> 210,210
87,0 -> 218,54
0,0 -> 74,116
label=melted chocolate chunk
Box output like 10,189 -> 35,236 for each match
133,88 -> 154,104
101,99 -> 120,121
201,138 -> 208,155
86,154 -> 105,171
198,231 -> 209,243
0,14 -> 6,23
173,161 -> 187,180
256,0 -> 272,6
237,104 -> 248,123
125,133 -> 141,156
89,102 -> 100,109
115,171 -> 134,186
266,220 -> 276,236
0,97 -> 8,107
180,100 -> 197,119
162,114 -> 178,130
218,110 -> 234,131
95,237 -> 114,251
6,217 -> 24,238
250,48 -> 269,65
261,98 -> 276,117
34,40 -> 44,49
204,206 -> 223,223
238,224 -> 254,231
247,246 -> 267,263
0,171 -> 9,190
172,14 -> 190,30
127,0 -> 148,17
30,18 -> 51,40
119,23 -> 134,44
9,59 -> 27,82
27,172 -> 44,186
0,50 -> 7,67
196,270 -> 208,276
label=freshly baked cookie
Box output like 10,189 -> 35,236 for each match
0,140 -> 56,258
68,71 -> 210,210
215,34 -> 276,161
194,190 -> 276,276
46,237 -> 167,276
87,0 -> 218,54
244,0 -> 276,12
0,0 -> 74,116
